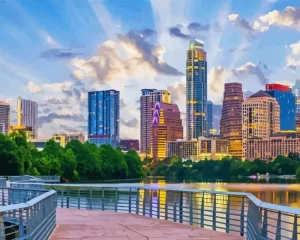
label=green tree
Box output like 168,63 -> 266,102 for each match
124,150 -> 145,179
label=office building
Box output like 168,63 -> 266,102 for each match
17,97 -> 38,139
186,39 -> 207,140
88,90 -> 120,148
52,133 -> 85,147
0,101 -> 10,135
292,79 -> 300,114
167,137 -> 229,161
242,91 -> 280,160
120,139 -> 139,151
151,102 -> 183,160
212,104 -> 222,135
207,101 -> 213,134
265,84 -> 296,132
220,83 -> 244,159
140,89 -> 171,155
245,133 -> 300,161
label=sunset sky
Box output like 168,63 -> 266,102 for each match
0,0 -> 299,139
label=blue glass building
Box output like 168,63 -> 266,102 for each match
186,39 -> 207,140
266,84 -> 296,131
88,90 -> 120,147
207,101 -> 213,134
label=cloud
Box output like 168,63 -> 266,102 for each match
43,81 -> 73,92
59,124 -> 86,133
286,41 -> 300,70
253,7 -> 300,32
120,118 -> 138,128
39,112 -> 85,127
43,108 -> 52,114
244,90 -> 254,98
232,62 -> 268,85
71,29 -> 183,86
208,66 -> 231,95
228,47 -> 249,53
120,99 -> 127,108
40,49 -> 84,60
73,88 -> 81,100
46,97 -> 69,105
62,89 -> 73,97
228,14 -> 255,39
167,82 -> 185,103
169,27 -> 193,40
28,81 -> 42,93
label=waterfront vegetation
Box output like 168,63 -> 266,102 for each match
0,132 -> 145,181
1,131 -> 300,182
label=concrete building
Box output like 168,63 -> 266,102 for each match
265,84 -> 296,132
0,101 -> 10,135
151,102 -> 183,160
186,39 -> 207,140
166,137 -> 229,161
220,83 -> 244,159
120,139 -> 139,151
88,90 -> 120,148
245,133 -> 300,161
140,89 -> 171,156
17,97 -> 38,139
242,91 -> 280,160
53,133 -> 85,147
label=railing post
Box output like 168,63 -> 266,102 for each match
61,189 -> 64,208
66,188 -> 69,209
157,190 -> 160,219
212,193 -> 217,231
200,192 -> 204,228
77,189 -> 80,209
262,209 -> 268,237
102,188 -> 105,211
136,188 -> 140,215
179,191 -> 183,223
114,188 -> 118,212
0,212 -> 5,240
150,190 -> 153,217
189,192 -> 193,225
129,188 -> 132,213
1,189 -> 4,206
142,189 -> 146,216
173,203 -> 177,222
240,196 -> 245,236
165,191 -> 168,220
292,214 -> 298,240
226,195 -> 230,233
89,188 -> 92,210
275,211 -> 281,240
18,209 -> 25,238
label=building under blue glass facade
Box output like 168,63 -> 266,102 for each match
186,39 -> 207,140
266,84 -> 296,131
88,90 -> 120,148
207,101 -> 213,134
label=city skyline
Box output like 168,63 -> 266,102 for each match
0,0 -> 299,140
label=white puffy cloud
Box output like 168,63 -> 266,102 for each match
286,41 -> 300,70
208,66 -> 231,96
43,81 -> 73,92
28,81 -> 42,93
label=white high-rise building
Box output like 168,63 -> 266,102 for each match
0,101 -> 10,134
17,97 -> 38,139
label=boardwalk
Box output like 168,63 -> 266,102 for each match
50,208 -> 243,240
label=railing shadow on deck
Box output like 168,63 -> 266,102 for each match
10,182 -> 300,240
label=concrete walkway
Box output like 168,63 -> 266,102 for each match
50,208 -> 243,240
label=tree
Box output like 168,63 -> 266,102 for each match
125,150 -> 145,179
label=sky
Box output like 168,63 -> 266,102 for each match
0,0 -> 299,140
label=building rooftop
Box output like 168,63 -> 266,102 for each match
249,90 -> 272,98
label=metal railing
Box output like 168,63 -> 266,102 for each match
37,176 -> 60,182
1,176 -> 60,183
10,182 -> 300,240
0,187 -> 57,240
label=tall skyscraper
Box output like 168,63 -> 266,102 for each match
207,101 -> 213,134
140,89 -> 171,155
220,83 -> 244,159
265,84 -> 295,132
151,102 -> 183,160
242,91 -> 280,160
0,101 -> 10,135
186,39 -> 207,140
17,97 -> 38,139
88,90 -> 120,148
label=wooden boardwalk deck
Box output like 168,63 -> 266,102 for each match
50,208 -> 243,240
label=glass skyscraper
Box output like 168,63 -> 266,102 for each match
266,84 -> 296,131
88,90 -> 120,148
186,39 -> 207,140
